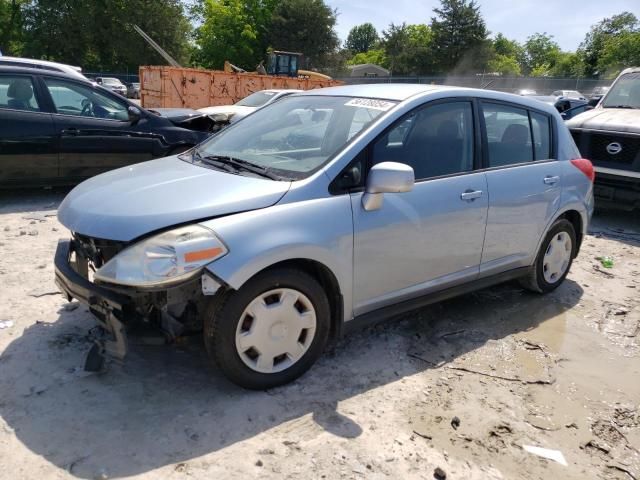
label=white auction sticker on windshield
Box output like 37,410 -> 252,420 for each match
344,98 -> 395,111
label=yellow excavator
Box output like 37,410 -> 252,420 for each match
224,50 -> 333,81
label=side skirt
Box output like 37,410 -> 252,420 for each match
342,267 -> 532,336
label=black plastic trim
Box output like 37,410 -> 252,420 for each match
54,239 -> 130,311
342,267 -> 531,335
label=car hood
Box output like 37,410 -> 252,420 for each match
148,108 -> 209,124
58,156 -> 291,242
566,108 -> 640,133
197,105 -> 255,121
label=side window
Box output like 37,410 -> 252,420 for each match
43,78 -> 128,121
530,111 -> 552,160
0,76 -> 41,112
482,103 -> 533,167
372,101 -> 474,180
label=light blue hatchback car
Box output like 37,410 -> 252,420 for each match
55,84 -> 595,389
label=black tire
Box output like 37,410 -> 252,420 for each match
203,268 -> 331,389
520,218 -> 577,293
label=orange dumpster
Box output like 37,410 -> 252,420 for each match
139,65 -> 343,109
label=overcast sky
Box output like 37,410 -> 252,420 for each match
325,0 -> 638,51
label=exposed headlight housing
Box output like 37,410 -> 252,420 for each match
94,225 -> 227,287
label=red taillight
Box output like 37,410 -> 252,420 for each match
571,158 -> 595,182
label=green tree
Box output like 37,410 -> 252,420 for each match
268,0 -> 339,69
0,0 -> 26,55
345,22 -> 378,54
381,23 -> 411,74
579,12 -> 638,77
193,0 -> 277,70
523,33 -> 561,75
379,23 -> 434,75
405,24 -> 435,74
597,31 -> 640,77
346,48 -> 388,68
21,0 -> 191,71
487,54 -> 521,75
493,33 -> 522,58
430,0 -> 490,73
549,51 -> 584,77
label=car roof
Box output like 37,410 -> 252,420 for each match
0,65 -> 93,84
298,83 -> 453,101
295,83 -> 560,114
262,89 -> 303,94
620,67 -> 640,75
0,56 -> 86,79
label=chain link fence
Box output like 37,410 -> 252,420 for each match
84,72 -> 140,83
85,71 -> 612,96
338,75 -> 612,95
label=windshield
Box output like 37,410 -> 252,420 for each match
194,95 -> 397,179
102,78 -> 122,85
602,73 -> 640,108
235,91 -> 278,107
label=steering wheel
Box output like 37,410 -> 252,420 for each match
80,101 -> 94,117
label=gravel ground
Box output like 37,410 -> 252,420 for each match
0,189 -> 638,480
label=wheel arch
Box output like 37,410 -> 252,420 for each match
213,257 -> 345,343
558,209 -> 584,255
530,206 -> 586,268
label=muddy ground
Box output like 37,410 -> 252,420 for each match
0,189 -> 638,480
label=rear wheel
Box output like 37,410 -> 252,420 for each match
203,268 -> 330,389
520,218 -> 576,293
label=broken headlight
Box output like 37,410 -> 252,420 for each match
94,225 -> 227,287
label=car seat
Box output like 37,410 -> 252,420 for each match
487,123 -> 532,167
7,79 -> 34,110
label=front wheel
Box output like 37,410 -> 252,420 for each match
203,268 -> 330,389
520,218 -> 577,293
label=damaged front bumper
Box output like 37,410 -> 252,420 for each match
54,238 -> 223,369
54,239 -> 132,367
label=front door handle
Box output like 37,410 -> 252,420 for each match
61,128 -> 79,136
460,190 -> 483,201
543,175 -> 560,185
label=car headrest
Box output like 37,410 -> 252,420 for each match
501,124 -> 528,145
7,79 -> 34,101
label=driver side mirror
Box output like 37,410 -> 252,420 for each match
128,106 -> 142,124
362,162 -> 414,211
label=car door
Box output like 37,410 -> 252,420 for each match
0,73 -> 58,185
479,101 -> 561,275
350,100 -> 489,316
42,76 -> 156,181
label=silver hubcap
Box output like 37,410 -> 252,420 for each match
235,288 -> 317,374
543,231 -> 572,284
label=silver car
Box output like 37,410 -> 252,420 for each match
54,84 -> 594,389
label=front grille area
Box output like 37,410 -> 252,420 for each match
574,130 -> 640,167
73,233 -> 128,269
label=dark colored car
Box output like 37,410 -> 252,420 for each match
560,103 -> 593,121
528,96 -> 588,117
0,66 -> 216,187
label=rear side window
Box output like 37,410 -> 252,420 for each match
482,103 -> 532,167
530,111 -> 551,160
0,75 -> 40,112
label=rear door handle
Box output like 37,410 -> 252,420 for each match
543,175 -> 560,185
61,128 -> 79,136
460,190 -> 483,201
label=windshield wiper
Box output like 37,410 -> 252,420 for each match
199,154 -> 282,180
